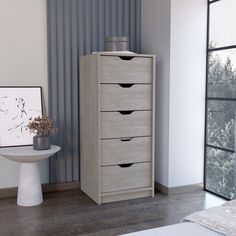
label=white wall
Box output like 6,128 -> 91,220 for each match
141,0 -> 171,187
168,0 -> 207,187
0,0 -> 49,188
142,0 -> 207,188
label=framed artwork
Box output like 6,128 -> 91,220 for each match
0,87 -> 43,147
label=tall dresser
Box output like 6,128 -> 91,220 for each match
80,52 -> 155,204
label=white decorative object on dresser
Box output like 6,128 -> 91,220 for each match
80,52 -> 155,204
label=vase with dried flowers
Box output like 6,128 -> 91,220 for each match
27,116 -> 58,150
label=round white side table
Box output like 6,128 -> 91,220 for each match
0,145 -> 60,207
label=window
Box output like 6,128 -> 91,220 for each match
205,0 -> 236,199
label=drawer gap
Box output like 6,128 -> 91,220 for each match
118,110 -> 134,115
101,187 -> 153,196
100,83 -> 152,85
101,161 -> 151,167
100,109 -> 152,112
100,135 -> 151,140
118,56 -> 135,60
120,138 -> 132,142
118,163 -> 133,168
118,83 -> 134,88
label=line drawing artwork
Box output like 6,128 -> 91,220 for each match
8,97 -> 28,139
0,88 -> 42,147
0,96 -> 9,115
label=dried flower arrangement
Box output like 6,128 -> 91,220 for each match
27,116 -> 58,136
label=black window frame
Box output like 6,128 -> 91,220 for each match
204,0 -> 236,200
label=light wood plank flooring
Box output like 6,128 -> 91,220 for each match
0,189 -> 225,236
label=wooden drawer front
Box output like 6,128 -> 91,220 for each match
101,84 -> 152,111
100,56 -> 152,83
101,137 -> 151,166
101,162 -> 151,192
101,111 -> 151,139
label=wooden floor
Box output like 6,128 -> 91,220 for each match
0,189 -> 225,236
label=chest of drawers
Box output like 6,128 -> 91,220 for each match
80,52 -> 155,204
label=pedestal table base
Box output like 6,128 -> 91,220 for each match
17,163 -> 43,207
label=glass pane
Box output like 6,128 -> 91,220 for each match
209,0 -> 236,48
208,49 -> 236,99
207,100 -> 235,150
205,147 -> 235,199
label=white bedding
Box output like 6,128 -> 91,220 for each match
183,200 -> 236,236
122,222 -> 222,236
122,200 -> 236,236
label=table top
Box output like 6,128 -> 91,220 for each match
0,145 -> 61,163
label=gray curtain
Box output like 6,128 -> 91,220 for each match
47,0 -> 141,183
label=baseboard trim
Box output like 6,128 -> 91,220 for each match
0,181 -> 81,199
155,182 -> 169,195
168,183 -> 203,195
1,181 -> 203,199
42,181 -> 81,193
0,187 -> 17,199
155,182 -> 203,195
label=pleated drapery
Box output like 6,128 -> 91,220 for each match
47,0 -> 141,183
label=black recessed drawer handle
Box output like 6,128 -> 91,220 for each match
120,138 -> 132,142
118,56 -> 135,61
118,110 -> 134,115
118,84 -> 134,88
118,163 -> 133,168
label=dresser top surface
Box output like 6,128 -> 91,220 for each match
82,51 -> 156,58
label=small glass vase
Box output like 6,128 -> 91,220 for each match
33,135 -> 51,150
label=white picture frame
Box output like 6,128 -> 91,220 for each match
0,87 -> 43,147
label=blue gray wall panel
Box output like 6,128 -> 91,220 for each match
47,0 -> 141,183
